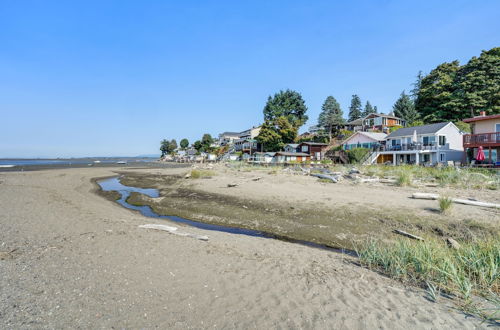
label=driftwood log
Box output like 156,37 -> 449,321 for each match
227,183 -> 239,188
393,229 -> 424,241
139,224 -> 209,241
412,193 -> 499,209
311,173 -> 339,183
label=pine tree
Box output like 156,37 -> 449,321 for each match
348,95 -> 363,122
393,91 -> 419,124
263,89 -> 308,128
318,96 -> 344,138
362,101 -> 375,117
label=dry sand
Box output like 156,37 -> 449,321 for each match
0,167 -> 491,328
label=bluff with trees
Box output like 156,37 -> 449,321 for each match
414,47 -> 499,123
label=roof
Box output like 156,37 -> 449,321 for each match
285,144 -> 299,148
299,142 -> 329,146
463,114 -> 500,123
275,152 -> 310,157
386,122 -> 450,138
364,113 -> 401,120
220,131 -> 240,136
357,131 -> 387,141
346,118 -> 363,125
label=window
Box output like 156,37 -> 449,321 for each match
423,136 -> 436,146
301,145 -> 308,152
439,136 -> 446,146
440,153 -> 446,162
496,124 -> 500,132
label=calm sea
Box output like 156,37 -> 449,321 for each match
0,158 -> 156,167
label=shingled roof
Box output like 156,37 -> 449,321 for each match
386,122 -> 450,138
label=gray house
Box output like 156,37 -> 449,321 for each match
372,122 -> 464,165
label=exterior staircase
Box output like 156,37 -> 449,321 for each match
362,150 -> 380,165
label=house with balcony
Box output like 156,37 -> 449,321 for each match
344,113 -> 406,133
234,125 -> 262,154
463,112 -> 500,165
367,122 -> 463,165
218,132 -> 240,146
362,113 -> 406,133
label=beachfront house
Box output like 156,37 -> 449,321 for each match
272,152 -> 310,163
218,132 -> 240,146
234,126 -> 262,154
252,152 -> 275,163
463,112 -> 500,165
370,122 -> 464,165
284,144 -> 299,153
297,142 -> 329,160
342,132 -> 387,151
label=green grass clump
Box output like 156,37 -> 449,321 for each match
396,169 -> 412,186
358,238 -> 500,321
190,169 -> 215,179
438,196 -> 453,214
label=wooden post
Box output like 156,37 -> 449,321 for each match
489,147 -> 492,163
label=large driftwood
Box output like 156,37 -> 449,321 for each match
412,193 -> 500,209
393,229 -> 424,241
139,224 -> 209,241
311,173 -> 339,183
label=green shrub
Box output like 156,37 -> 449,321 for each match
347,147 -> 369,164
396,169 -> 412,186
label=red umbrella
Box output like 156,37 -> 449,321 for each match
476,146 -> 485,161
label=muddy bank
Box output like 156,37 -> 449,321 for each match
102,171 -> 499,250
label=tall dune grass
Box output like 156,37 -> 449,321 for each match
358,238 -> 500,320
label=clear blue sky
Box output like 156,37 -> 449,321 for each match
1,0 -> 499,158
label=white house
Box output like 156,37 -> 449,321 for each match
373,122 -> 464,165
342,132 -> 387,150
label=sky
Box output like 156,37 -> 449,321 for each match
0,0 -> 499,158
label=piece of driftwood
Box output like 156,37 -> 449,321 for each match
412,193 -> 440,200
311,173 -> 339,183
452,198 -> 499,209
139,224 -> 209,241
379,179 -> 397,184
357,177 -> 379,183
252,177 -> 262,181
227,183 -> 239,187
393,229 -> 424,241
412,193 -> 499,209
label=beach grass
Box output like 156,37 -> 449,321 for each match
438,196 -> 453,214
358,237 -> 500,321
190,169 -> 216,179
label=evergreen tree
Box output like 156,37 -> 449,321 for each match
256,116 -> 297,152
393,91 -> 419,124
348,95 -> 363,122
362,101 -> 375,117
373,106 -> 378,113
160,139 -> 170,157
193,140 -> 202,152
169,139 -> 178,153
263,89 -> 308,128
318,96 -> 344,138
180,138 -> 189,149
416,61 -> 461,123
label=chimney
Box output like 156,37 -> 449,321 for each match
479,111 -> 486,117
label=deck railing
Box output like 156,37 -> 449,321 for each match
463,132 -> 500,148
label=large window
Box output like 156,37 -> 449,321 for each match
423,136 -> 436,146
439,136 -> 446,146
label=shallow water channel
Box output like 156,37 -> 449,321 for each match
98,177 -> 350,253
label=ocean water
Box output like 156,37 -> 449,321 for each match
0,158 -> 155,167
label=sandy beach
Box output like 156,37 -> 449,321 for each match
0,166 -> 493,328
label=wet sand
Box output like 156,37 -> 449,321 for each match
0,167 -> 490,328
